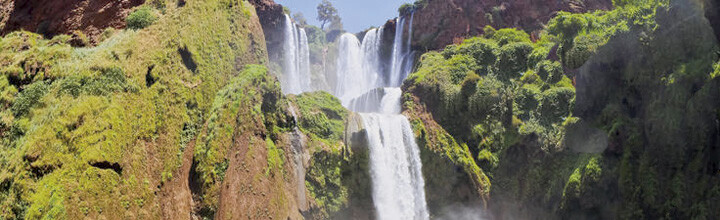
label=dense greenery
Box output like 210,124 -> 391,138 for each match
0,0 -> 268,218
404,0 -> 720,218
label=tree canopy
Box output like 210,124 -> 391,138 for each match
316,0 -> 338,30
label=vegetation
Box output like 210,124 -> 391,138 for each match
288,92 -> 352,218
126,6 -> 157,30
404,0 -> 720,218
316,0 -> 339,30
0,0 -> 268,218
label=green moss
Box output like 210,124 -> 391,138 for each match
265,138 -> 284,176
305,147 -> 347,217
0,0 -> 269,218
192,64 -> 280,213
291,91 -> 348,142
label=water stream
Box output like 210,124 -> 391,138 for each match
278,11 -> 427,220
281,14 -> 311,94
345,13 -> 429,220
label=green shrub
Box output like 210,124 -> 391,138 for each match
468,76 -> 503,118
294,91 -> 348,141
450,38 -> 498,71
495,42 -> 533,81
535,60 -> 563,84
486,28 -> 531,46
57,67 -> 134,97
413,0 -> 429,9
538,87 -> 575,124
515,85 -> 540,119
460,73 -> 481,99
446,54 -> 478,84
11,81 -> 48,117
564,33 -> 605,69
547,12 -> 588,42
126,6 -> 157,30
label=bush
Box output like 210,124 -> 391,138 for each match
446,54 -> 478,84
564,33 -> 605,69
126,6 -> 157,30
538,87 -> 575,124
149,0 -> 166,10
495,42 -> 533,81
11,81 -> 48,117
57,67 -> 134,97
547,12 -> 588,42
487,28 -> 531,46
446,38 -> 498,71
535,60 -> 563,84
305,25 -> 326,45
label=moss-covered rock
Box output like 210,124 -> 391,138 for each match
0,0 -> 270,219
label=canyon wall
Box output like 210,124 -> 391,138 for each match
407,0 -> 613,51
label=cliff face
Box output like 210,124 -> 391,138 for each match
0,0 -> 278,218
247,0 -> 285,63
402,0 -> 720,219
0,0 -> 144,45
409,0 -> 613,50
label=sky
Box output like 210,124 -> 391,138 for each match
276,0 -> 413,33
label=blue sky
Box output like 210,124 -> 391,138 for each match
276,0 -> 413,33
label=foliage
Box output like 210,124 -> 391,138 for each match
0,31 -> 72,83
0,0 -> 269,218
292,12 -> 308,28
305,25 -> 326,45
406,0 -> 720,218
11,81 -> 48,117
291,91 -> 348,142
126,6 -> 157,30
316,0 -> 338,30
494,42 -> 533,81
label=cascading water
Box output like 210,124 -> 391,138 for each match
335,27 -> 385,104
281,14 -> 311,94
388,12 -> 415,87
336,12 -> 428,220
361,113 -> 428,220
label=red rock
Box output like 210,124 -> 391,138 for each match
0,0 -> 144,45
407,0 -> 613,51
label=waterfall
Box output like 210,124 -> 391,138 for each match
388,12 -> 416,87
335,33 -> 366,102
335,28 -> 385,104
333,12 -> 426,220
281,14 -> 311,94
361,113 -> 429,220
287,103 -> 307,209
388,16 -> 406,87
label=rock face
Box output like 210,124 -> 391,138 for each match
0,0 -> 144,44
248,0 -> 285,62
409,0 -> 613,50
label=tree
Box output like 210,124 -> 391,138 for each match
293,12 -> 308,28
316,0 -> 338,30
328,15 -> 343,31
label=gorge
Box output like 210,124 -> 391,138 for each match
0,0 -> 719,219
